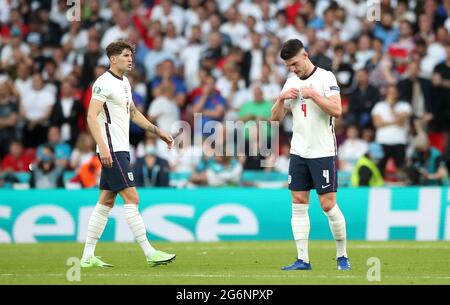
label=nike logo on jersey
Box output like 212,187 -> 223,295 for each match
321,184 -> 330,189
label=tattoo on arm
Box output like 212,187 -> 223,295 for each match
130,101 -> 137,119
147,123 -> 159,135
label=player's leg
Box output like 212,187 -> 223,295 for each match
282,154 -> 313,271
309,156 -> 350,270
291,190 -> 311,262
119,187 -> 176,266
81,190 -> 116,267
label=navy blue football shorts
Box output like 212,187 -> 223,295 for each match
288,154 -> 338,194
99,151 -> 136,193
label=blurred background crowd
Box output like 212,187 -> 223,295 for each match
0,0 -> 449,189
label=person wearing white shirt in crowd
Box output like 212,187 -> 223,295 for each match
220,6 -> 249,47
275,11 -> 296,43
50,0 -> 69,30
0,27 -> 30,68
164,129 -> 202,172
163,22 -> 188,58
61,21 -> 89,53
338,124 -> 369,173
180,25 -> 203,92
148,82 -> 181,156
20,73 -> 56,147
216,62 -> 246,103
371,84 -> 412,174
151,0 -> 185,35
259,64 -> 282,102
355,35 -> 375,69
14,62 -> 32,100
143,34 -> 177,82
100,11 -> 131,50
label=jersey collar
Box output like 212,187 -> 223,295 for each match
108,70 -> 123,81
299,66 -> 317,80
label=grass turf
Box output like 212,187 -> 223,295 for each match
0,241 -> 449,285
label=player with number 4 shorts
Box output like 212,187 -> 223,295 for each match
272,39 -> 350,271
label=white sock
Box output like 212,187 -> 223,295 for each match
124,203 -> 156,258
291,203 -> 310,263
324,204 -> 348,258
82,203 -> 111,261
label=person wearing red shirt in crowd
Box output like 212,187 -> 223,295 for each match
1,140 -> 35,172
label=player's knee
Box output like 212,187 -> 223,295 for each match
125,194 -> 139,204
320,198 -> 335,212
291,193 -> 308,204
102,200 -> 115,208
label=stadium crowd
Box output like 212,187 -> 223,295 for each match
0,0 -> 449,189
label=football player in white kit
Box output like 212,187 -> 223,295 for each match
272,39 -> 350,270
80,40 -> 176,268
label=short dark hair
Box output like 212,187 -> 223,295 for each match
106,40 -> 135,59
280,39 -> 305,60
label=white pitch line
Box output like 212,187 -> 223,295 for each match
2,273 -> 450,281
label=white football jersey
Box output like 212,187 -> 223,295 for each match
281,67 -> 340,158
91,70 -> 132,153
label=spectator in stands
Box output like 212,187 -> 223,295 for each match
347,68 -> 380,128
100,11 -> 131,50
0,26 -> 30,68
431,42 -> 450,132
338,124 -> 369,173
405,132 -> 447,186
372,84 -> 412,174
259,63 -> 282,102
398,61 -> 434,124
180,25 -> 203,92
29,144 -> 64,189
310,39 -> 332,71
266,141 -> 290,175
148,82 -> 181,154
49,80 -> 84,147
192,74 -> 226,137
143,33 -> 176,82
79,38 -> 102,89
20,72 -> 56,147
220,6 -> 249,47
0,80 -> 19,158
351,142 -> 385,187
70,132 -> 96,171
206,153 -> 242,187
128,71 -> 147,146
373,11 -> 400,52
14,62 -> 32,99
239,84 -> 273,145
150,59 -> 187,108
164,129 -> 202,173
36,7 -> 62,47
134,134 -> 170,187
331,45 -> 354,94
37,126 -> 71,170
1,140 -> 34,172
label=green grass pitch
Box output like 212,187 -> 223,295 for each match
0,241 -> 449,284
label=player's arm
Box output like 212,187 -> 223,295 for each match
303,87 -> 342,118
271,88 -> 298,121
129,101 -> 174,148
87,99 -> 112,168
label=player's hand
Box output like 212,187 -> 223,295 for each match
99,146 -> 113,168
159,130 -> 174,149
300,85 -> 316,99
280,88 -> 299,101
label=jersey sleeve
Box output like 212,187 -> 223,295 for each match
91,78 -> 111,103
323,71 -> 341,98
